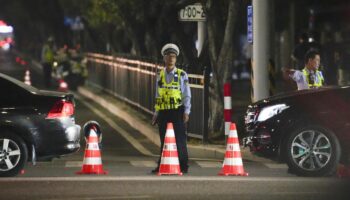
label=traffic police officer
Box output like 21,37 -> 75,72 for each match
151,43 -> 191,173
284,49 -> 325,90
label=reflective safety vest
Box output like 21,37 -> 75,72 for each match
44,45 -> 54,63
302,68 -> 324,88
155,68 -> 184,111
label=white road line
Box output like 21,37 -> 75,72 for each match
74,93 -> 155,157
264,163 -> 288,169
65,161 -> 83,168
47,195 -> 152,200
195,161 -> 222,168
130,161 -> 157,168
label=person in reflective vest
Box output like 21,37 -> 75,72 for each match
151,43 -> 191,174
284,49 -> 324,90
41,36 -> 56,88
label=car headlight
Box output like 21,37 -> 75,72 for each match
257,104 -> 289,122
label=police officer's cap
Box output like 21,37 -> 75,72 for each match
161,43 -> 180,56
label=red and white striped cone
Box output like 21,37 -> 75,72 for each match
157,123 -> 183,176
224,83 -> 232,135
24,69 -> 31,86
76,128 -> 107,175
58,79 -> 68,92
219,123 -> 248,176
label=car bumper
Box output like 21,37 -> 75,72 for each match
243,122 -> 280,156
35,120 -> 81,157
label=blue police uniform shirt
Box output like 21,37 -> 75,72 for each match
290,69 -> 324,90
155,67 -> 191,115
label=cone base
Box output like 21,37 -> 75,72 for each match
157,172 -> 183,176
218,171 -> 249,176
76,165 -> 108,175
157,164 -> 183,176
218,166 -> 248,176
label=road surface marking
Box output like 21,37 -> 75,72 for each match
0,176 -> 341,182
195,161 -> 221,168
47,195 -> 152,200
65,161 -> 83,167
264,163 -> 288,169
130,161 -> 157,167
74,93 -> 155,157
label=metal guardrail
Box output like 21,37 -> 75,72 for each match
86,53 -> 205,139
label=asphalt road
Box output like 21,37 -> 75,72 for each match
1,50 -> 349,200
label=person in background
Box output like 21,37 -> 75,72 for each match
291,33 -> 310,70
151,43 -> 191,174
284,49 -> 325,90
41,36 -> 56,88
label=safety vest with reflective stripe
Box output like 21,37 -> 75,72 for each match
155,69 -> 183,111
302,68 -> 324,88
43,44 -> 54,63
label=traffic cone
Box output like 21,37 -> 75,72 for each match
76,127 -> 107,175
219,123 -> 248,176
58,79 -> 68,92
24,69 -> 31,85
337,164 -> 350,178
157,123 -> 183,176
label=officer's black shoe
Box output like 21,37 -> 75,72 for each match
151,167 -> 159,174
182,168 -> 188,174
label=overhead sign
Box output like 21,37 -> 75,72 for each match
247,5 -> 253,43
179,4 -> 206,21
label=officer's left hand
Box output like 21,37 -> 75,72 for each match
183,113 -> 189,123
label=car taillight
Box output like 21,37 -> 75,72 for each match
46,100 -> 74,119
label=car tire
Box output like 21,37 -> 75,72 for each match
285,125 -> 340,177
0,131 -> 28,177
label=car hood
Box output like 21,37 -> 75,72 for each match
253,86 -> 343,106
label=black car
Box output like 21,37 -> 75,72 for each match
0,73 -> 81,177
244,86 -> 350,177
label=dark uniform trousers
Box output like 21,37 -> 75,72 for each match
157,106 -> 188,171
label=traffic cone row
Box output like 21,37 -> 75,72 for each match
77,127 -> 107,175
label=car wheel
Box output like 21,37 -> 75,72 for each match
285,125 -> 341,177
0,132 -> 28,177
